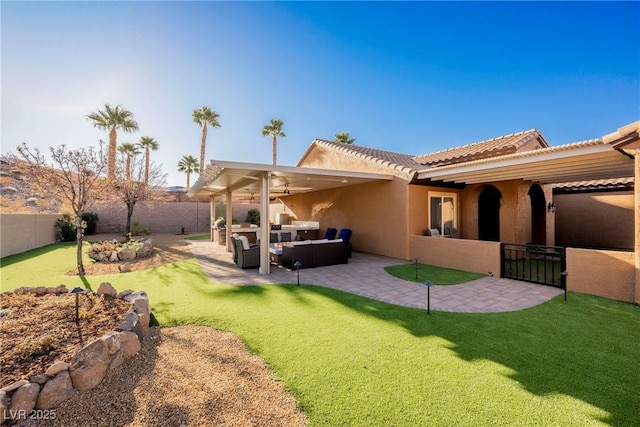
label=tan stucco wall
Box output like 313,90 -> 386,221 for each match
299,145 -> 407,176
461,181 -> 554,245
411,235 -> 501,276
566,248 -> 635,303
407,185 -> 463,236
280,178 -> 409,259
555,191 -> 633,250
0,214 -> 58,258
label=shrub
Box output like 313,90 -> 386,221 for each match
246,208 -> 260,225
130,220 -> 150,236
56,214 -> 76,242
82,212 -> 99,235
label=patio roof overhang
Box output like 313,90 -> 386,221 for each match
187,160 -> 393,199
416,140 -> 635,185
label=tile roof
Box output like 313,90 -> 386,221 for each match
412,129 -> 548,167
553,177 -> 634,191
306,139 -> 422,178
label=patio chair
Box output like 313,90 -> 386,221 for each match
270,232 -> 279,243
324,227 -> 338,240
280,231 -> 292,242
236,236 -> 260,269
338,228 -> 353,258
230,233 -> 240,264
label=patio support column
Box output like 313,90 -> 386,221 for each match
226,189 -> 233,253
259,172 -> 270,274
209,195 -> 215,242
634,150 -> 640,305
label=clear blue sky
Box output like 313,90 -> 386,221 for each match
2,1 -> 639,187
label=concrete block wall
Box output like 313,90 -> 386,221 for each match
0,214 -> 58,258
93,201 -> 211,234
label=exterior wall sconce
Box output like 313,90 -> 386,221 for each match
547,202 -> 557,213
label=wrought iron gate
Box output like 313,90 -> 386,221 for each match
501,243 -> 566,289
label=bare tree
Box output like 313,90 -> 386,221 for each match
10,142 -> 110,276
111,151 -> 167,238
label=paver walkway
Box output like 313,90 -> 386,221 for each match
189,241 -> 564,313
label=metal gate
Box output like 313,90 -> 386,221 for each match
501,243 -> 567,290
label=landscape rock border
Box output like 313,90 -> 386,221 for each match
0,283 -> 151,424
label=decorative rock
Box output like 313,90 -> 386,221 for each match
0,309 -> 9,317
1,291 -> 12,296
56,285 -> 68,294
124,290 -> 148,303
45,287 -> 58,294
35,286 -> 47,296
136,239 -> 154,258
1,379 -> 28,393
119,331 -> 141,359
119,262 -> 132,273
108,347 -> 125,372
109,251 -> 119,262
117,289 -> 134,299
30,374 -> 48,385
100,331 -> 121,355
45,361 -> 70,377
118,310 -> 143,339
0,390 -> 8,422
96,282 -> 117,298
9,383 -> 40,420
117,247 -> 136,261
132,297 -> 151,337
36,371 -> 75,410
68,339 -> 110,392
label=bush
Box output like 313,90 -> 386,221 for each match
130,219 -> 150,236
82,212 -> 99,235
56,214 -> 76,242
246,208 -> 260,225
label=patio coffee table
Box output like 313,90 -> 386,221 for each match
269,243 -> 284,265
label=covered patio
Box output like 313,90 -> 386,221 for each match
187,160 -> 393,274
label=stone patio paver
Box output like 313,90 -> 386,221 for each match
188,241 -> 564,313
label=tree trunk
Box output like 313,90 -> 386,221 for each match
125,202 -> 135,241
272,135 -> 277,165
75,215 -> 85,276
145,148 -> 150,184
109,127 -> 117,180
200,124 -> 207,174
126,155 -> 131,181
186,171 -> 191,189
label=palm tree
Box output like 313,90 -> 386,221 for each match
137,136 -> 159,184
118,143 -> 141,181
87,104 -> 139,179
178,155 -> 199,188
192,106 -> 221,174
334,131 -> 356,145
261,118 -> 286,165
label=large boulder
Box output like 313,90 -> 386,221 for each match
119,331 -> 141,359
136,239 -> 154,258
36,371 -> 75,409
96,282 -> 117,298
68,339 -> 110,392
117,247 -> 136,261
118,310 -> 143,340
100,331 -> 121,355
9,382 -> 40,421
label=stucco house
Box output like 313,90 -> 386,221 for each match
189,120 -> 639,304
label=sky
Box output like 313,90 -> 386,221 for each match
2,1 -> 639,188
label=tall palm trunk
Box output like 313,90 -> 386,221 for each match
186,172 -> 191,188
200,124 -> 208,174
109,127 -> 117,179
272,135 -> 277,165
126,155 -> 132,181
144,148 -> 150,184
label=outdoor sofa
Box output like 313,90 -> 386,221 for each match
281,239 -> 348,270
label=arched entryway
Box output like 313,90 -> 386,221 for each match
528,184 -> 546,245
478,185 -> 501,241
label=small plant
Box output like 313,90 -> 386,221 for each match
81,212 -> 99,235
18,334 -> 58,359
246,209 -> 260,225
130,219 -> 150,236
56,214 -> 77,242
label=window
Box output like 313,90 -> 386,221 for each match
429,192 -> 457,235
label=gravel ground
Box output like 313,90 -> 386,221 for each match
37,326 -> 307,427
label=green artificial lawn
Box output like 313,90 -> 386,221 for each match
184,234 -> 211,241
2,244 -> 639,426
385,262 -> 486,285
